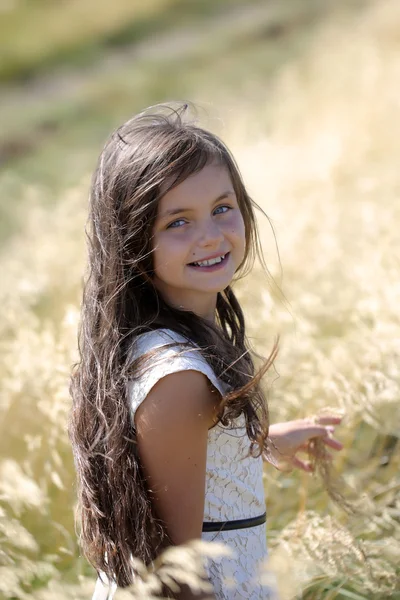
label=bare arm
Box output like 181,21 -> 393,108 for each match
135,370 -> 219,599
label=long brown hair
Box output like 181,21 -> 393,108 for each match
68,102 -> 279,587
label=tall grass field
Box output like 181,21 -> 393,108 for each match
0,0 -> 399,598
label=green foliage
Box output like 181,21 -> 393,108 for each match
0,0 -> 255,83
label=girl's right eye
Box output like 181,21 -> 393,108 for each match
167,219 -> 186,229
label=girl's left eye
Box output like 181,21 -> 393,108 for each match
167,218 -> 186,229
214,205 -> 231,215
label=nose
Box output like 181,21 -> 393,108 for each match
197,217 -> 224,248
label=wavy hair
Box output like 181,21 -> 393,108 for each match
68,102 -> 279,588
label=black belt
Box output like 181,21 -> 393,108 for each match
202,512 -> 266,533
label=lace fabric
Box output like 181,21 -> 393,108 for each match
92,329 -> 277,599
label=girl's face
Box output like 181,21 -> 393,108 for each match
152,162 -> 246,319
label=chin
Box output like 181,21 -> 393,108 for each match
196,282 -> 232,294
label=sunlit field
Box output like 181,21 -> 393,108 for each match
0,0 -> 399,598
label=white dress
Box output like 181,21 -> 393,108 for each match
92,329 -> 277,599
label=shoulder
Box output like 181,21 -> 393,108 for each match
127,328 -> 226,419
135,368 -> 218,430
130,328 -> 192,358
129,328 -> 204,377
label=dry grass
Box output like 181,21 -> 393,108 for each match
0,0 -> 399,598
231,1 -> 400,596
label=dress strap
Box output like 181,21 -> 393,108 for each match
202,512 -> 266,533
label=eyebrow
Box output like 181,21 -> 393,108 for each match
159,191 -> 236,220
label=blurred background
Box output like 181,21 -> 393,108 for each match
1,0 -> 399,598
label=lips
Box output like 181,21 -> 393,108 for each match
188,251 -> 229,266
188,252 -> 230,269
189,253 -> 226,267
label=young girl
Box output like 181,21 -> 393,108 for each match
69,102 -> 343,599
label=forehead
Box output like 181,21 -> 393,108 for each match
158,163 -> 235,211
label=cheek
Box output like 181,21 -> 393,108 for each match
152,232 -> 190,273
225,213 -> 246,253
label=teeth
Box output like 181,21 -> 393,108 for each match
193,254 -> 225,267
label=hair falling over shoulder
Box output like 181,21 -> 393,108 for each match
68,102 -> 279,587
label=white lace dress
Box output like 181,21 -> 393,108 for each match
92,329 -> 277,600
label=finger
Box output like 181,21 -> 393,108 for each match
274,460 -> 294,473
291,455 -> 314,473
300,425 -> 336,440
300,423 -> 344,445
323,436 -> 344,451
297,433 -> 334,450
314,415 -> 343,426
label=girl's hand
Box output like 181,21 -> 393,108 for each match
263,415 -> 344,473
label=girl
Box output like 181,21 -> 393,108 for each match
69,102 -> 343,599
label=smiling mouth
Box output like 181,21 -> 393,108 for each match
188,253 -> 230,268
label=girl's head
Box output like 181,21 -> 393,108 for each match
69,102 -> 277,589
90,102 -> 259,323
152,162 -> 246,318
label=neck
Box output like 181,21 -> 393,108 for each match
153,281 -> 217,323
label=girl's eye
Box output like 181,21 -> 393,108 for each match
214,205 -> 231,215
166,205 -> 231,228
167,218 -> 186,229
